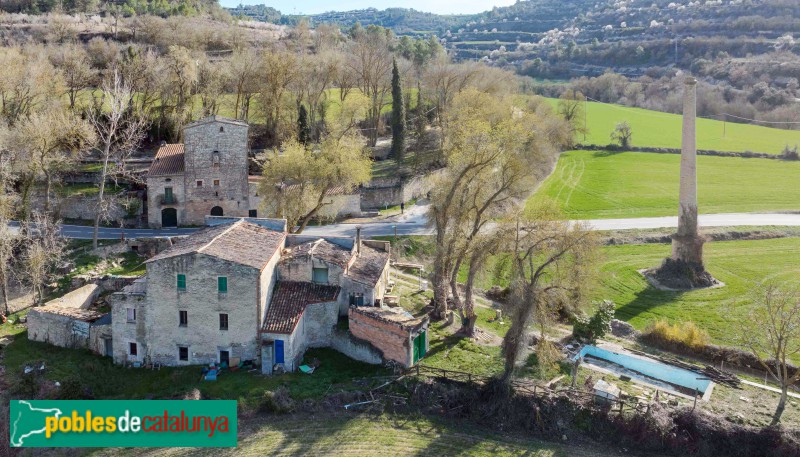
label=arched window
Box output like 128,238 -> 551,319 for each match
219,126 -> 224,133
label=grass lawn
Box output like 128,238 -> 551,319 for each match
3,337 -> 387,406
546,98 -> 800,154
103,413 -> 565,456
596,237 -> 800,347
528,150 -> 800,219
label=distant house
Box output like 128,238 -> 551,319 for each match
146,115 -> 361,228
108,217 -> 425,373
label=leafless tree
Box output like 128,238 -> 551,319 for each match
500,211 -> 597,387
736,282 -> 800,426
0,155 -> 18,317
21,213 -> 65,305
87,72 -> 148,250
49,43 -> 96,111
347,28 -> 393,146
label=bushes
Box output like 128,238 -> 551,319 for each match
572,300 -> 615,342
643,319 -> 710,350
258,386 -> 295,414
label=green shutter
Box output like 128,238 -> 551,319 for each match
177,274 -> 186,290
218,277 -> 228,293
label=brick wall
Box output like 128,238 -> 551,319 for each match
348,308 -> 411,367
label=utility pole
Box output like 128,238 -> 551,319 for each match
583,97 -> 588,143
674,36 -> 679,65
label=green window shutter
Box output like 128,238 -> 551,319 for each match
312,267 -> 328,284
218,277 -> 228,293
177,274 -> 186,290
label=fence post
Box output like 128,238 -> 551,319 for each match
533,385 -> 537,397
619,401 -> 624,415
416,364 -> 420,376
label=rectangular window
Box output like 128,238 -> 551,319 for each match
164,187 -> 174,204
126,308 -> 136,322
213,179 -> 220,186
218,276 -> 228,293
179,346 -> 188,361
179,310 -> 188,327
248,209 -> 258,218
129,342 -> 138,356
219,313 -> 229,331
312,267 -> 329,284
177,274 -> 186,291
196,180 -> 203,187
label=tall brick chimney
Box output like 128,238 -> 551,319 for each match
671,77 -> 704,264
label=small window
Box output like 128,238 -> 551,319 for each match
164,187 -> 174,204
129,342 -> 138,356
196,180 -> 203,187
179,310 -> 188,327
126,308 -> 136,322
178,346 -> 188,361
177,274 -> 186,291
312,267 -> 329,284
219,313 -> 229,331
219,126 -> 224,133
249,209 -> 257,218
218,277 -> 228,293
213,179 -> 220,186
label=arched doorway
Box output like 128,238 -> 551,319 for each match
210,206 -> 224,216
161,208 -> 177,227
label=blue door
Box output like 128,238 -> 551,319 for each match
275,340 -> 284,364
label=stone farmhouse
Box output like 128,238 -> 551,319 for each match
107,217 -> 429,373
145,116 -> 360,228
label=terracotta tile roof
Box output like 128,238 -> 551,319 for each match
347,244 -> 390,286
147,220 -> 285,269
262,281 -> 340,334
148,144 -> 185,176
283,239 -> 353,268
350,306 -> 427,332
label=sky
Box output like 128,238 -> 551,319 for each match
220,1 -> 518,15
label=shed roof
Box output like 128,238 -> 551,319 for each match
147,144 -> 185,176
147,220 -> 285,269
185,115 -> 249,129
283,238 -> 353,268
262,281 -> 340,334
350,306 -> 427,332
347,244 -> 390,286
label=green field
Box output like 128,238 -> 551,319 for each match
597,237 -> 800,347
528,150 -> 800,219
546,98 -> 800,154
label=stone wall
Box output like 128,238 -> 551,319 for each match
249,184 -> 362,221
27,311 -> 91,349
359,172 -> 436,210
35,194 -> 130,222
146,174 -> 185,228
133,253 -> 264,366
348,307 -> 412,367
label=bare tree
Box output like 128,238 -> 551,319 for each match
257,49 -> 300,143
737,282 -> 800,426
11,106 -> 96,215
227,49 -> 259,120
50,43 -> 96,112
500,208 -> 597,387
87,72 -> 147,250
557,89 -> 587,146
347,27 -> 393,146
0,155 -> 18,317
21,213 -> 65,305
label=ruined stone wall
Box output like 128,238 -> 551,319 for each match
142,253 -> 261,366
360,172 -> 436,210
330,327 -> 383,365
249,184 -> 361,220
183,119 -> 251,225
26,311 -> 90,349
110,289 -> 148,364
348,308 -> 412,367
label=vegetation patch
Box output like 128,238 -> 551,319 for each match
529,150 -> 800,219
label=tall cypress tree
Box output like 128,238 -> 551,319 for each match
390,58 -> 406,165
297,104 -> 310,144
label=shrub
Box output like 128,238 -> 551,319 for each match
780,145 -> 799,160
258,386 -> 295,414
643,319 -> 710,349
572,300 -> 616,342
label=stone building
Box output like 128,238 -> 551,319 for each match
146,116 -> 255,228
108,217 -> 414,373
349,306 -> 429,368
27,284 -> 112,356
146,115 -> 363,228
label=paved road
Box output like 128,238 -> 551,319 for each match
12,206 -> 800,239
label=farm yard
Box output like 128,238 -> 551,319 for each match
527,150 -> 800,219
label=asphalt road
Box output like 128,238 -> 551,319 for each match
36,207 -> 800,240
